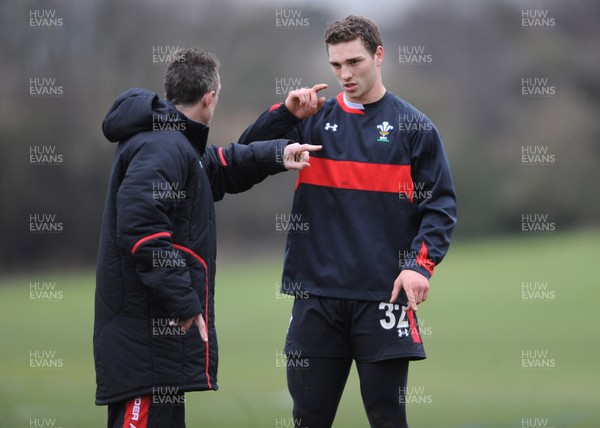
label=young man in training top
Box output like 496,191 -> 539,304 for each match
239,15 -> 457,428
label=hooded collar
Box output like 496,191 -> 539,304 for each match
102,88 -> 209,155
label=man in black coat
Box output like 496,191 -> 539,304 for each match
94,48 -> 321,428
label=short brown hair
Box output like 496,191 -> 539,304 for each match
324,15 -> 383,56
164,48 -> 220,106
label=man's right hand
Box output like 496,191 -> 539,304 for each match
285,83 -> 328,120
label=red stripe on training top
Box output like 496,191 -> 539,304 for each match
297,157 -> 413,199
336,92 -> 365,115
173,244 -> 212,390
131,231 -> 172,255
416,241 -> 435,276
218,147 -> 228,166
122,396 -> 150,428
269,102 -> 283,112
406,310 -> 422,344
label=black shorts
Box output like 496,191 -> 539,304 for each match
284,295 -> 426,363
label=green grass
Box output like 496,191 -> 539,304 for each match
1,230 -> 599,427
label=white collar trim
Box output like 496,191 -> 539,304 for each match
343,93 -> 364,110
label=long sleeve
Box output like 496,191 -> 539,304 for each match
237,103 -> 303,145
202,139 -> 291,202
403,125 -> 457,279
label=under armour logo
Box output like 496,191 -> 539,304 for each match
324,123 -> 338,131
398,328 -> 409,337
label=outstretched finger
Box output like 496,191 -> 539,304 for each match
405,287 -> 418,312
311,83 -> 328,93
297,144 -> 322,152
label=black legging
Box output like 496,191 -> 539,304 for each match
287,357 -> 410,428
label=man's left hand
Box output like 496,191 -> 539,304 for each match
390,270 -> 430,311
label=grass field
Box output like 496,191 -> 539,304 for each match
1,230 -> 599,427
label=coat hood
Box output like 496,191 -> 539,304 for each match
102,88 -> 209,154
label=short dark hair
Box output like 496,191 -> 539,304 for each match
324,15 -> 383,56
164,48 -> 220,106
